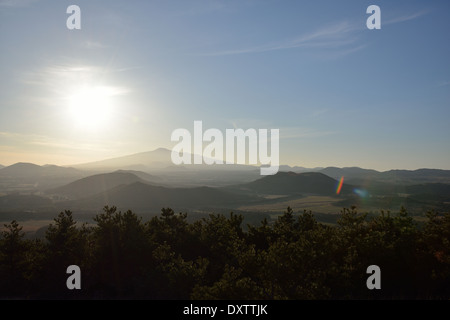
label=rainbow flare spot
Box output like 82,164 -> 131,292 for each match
336,176 -> 344,195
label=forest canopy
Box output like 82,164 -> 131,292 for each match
0,206 -> 449,299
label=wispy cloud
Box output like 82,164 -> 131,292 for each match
23,63 -> 133,85
384,10 -> 429,25
0,131 -> 129,165
205,21 -> 358,56
202,9 -> 429,57
0,131 -> 120,153
21,63 -> 132,100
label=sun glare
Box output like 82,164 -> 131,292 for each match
67,86 -> 114,129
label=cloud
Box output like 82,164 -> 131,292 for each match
384,10 -> 429,25
0,131 -> 105,151
20,63 -> 132,101
202,9 -> 429,57
205,21 -> 359,56
0,131 -> 133,164
0,131 -> 130,166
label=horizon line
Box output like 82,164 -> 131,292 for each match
1,150 -> 449,174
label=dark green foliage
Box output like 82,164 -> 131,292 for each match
0,220 -> 28,297
0,205 -> 449,299
89,206 -> 152,298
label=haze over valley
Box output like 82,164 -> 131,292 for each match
1,147 -> 449,237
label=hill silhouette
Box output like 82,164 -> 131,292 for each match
319,167 -> 379,180
59,181 -> 260,212
318,166 -> 450,185
0,163 -> 81,177
0,163 -> 86,190
46,171 -> 154,200
278,165 -> 323,173
230,171 -> 353,196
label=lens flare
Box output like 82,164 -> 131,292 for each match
353,188 -> 369,198
336,176 -> 344,194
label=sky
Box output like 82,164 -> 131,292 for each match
0,0 -> 449,171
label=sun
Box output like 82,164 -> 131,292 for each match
67,86 -> 114,129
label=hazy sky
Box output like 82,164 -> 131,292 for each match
1,0 -> 449,170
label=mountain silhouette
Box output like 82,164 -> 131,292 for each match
278,165 -> 324,173
72,147 -> 261,172
0,163 -> 81,177
0,162 -> 86,190
318,167 -> 450,185
231,171 -> 353,196
60,181 -> 259,211
69,148 -> 261,187
46,171 -> 156,200
72,148 -> 173,171
319,167 -> 379,180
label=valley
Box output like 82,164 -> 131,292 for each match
1,148 -> 450,237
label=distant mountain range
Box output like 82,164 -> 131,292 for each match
317,167 -> 450,185
3,149 -> 450,191
68,148 -> 262,187
69,147 -> 450,185
0,162 -> 81,178
0,162 -> 87,191
71,148 -> 173,171
71,147 -> 257,172
1,148 -> 450,215
318,167 -> 379,181
277,165 -> 324,173
45,171 -> 351,212
1,165 -> 450,214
